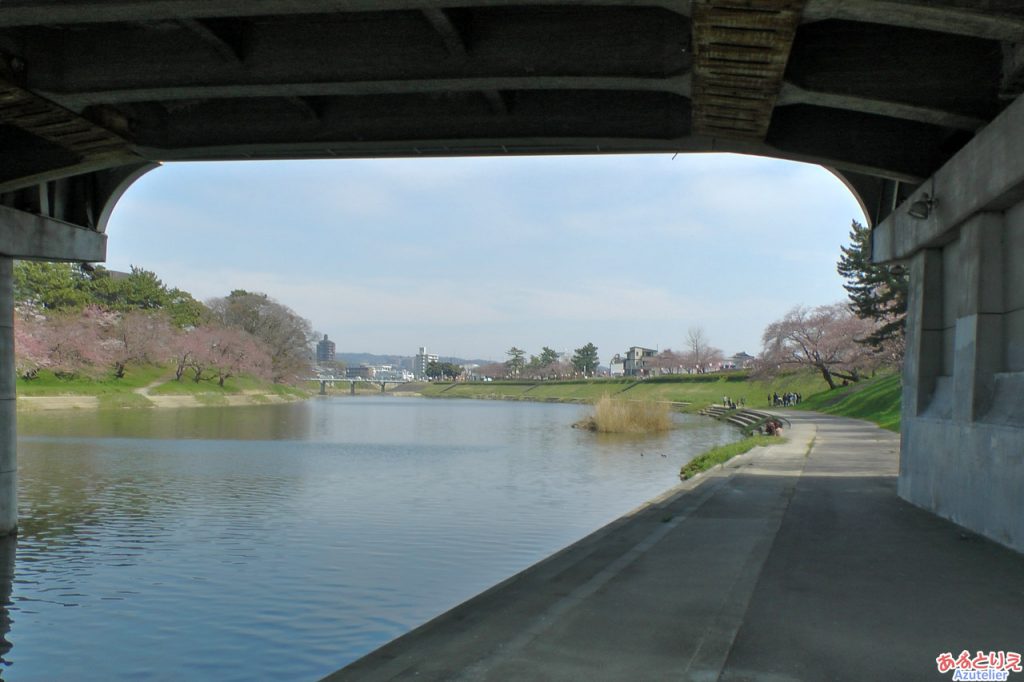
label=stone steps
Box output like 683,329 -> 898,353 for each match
699,405 -> 786,430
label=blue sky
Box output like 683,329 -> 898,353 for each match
105,153 -> 865,363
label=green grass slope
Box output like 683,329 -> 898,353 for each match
795,373 -> 902,431
18,364 -> 308,402
15,365 -> 167,396
419,371 -> 829,410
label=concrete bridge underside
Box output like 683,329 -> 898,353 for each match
0,1 -> 1023,549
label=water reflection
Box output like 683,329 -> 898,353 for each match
0,537 -> 13,671
11,398 -> 739,680
19,402 -> 314,441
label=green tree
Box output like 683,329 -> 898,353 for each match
87,266 -> 208,327
164,288 -> 208,328
538,346 -> 560,367
12,261 -> 92,310
837,220 -> 908,353
505,347 -> 526,377
92,266 -> 169,310
426,361 -> 463,380
525,354 -> 542,374
572,342 -> 599,377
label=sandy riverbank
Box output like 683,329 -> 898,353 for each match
17,391 -> 306,412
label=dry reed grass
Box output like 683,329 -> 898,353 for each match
575,394 -> 673,433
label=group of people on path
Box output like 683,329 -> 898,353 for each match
722,396 -> 745,409
770,391 -> 801,407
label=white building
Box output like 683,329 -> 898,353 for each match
414,346 -> 439,378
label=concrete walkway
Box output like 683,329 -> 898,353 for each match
323,413 -> 1024,681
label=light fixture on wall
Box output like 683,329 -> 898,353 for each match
908,193 -> 936,219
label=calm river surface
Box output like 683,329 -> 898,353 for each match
8,397 -> 737,681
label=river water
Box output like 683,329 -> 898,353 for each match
8,397 -> 737,681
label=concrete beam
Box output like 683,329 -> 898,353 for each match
873,92 -> 1024,263
803,0 -> 1024,43
1002,42 -> 1024,101
777,82 -> 987,132
0,0 -> 692,27
0,206 -> 106,262
177,19 -> 245,63
0,75 -> 133,157
421,8 -> 468,58
45,74 -> 695,109
420,8 -> 510,115
132,131 -> 925,183
0,154 -> 140,196
481,90 -> 510,115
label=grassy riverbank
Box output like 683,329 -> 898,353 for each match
418,371 -> 826,411
16,365 -> 309,410
680,435 -> 783,479
794,372 -> 901,431
420,369 -> 903,432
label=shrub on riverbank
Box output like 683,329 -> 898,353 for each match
575,395 -> 673,433
680,435 -> 782,479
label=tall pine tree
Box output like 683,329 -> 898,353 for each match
836,220 -> 908,351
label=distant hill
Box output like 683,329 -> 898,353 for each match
336,352 -> 497,369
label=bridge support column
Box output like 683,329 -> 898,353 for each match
0,259 -> 15,536
874,92 -> 1024,552
350,382 -> 356,396
0,204 -> 108,537
319,380 -> 327,396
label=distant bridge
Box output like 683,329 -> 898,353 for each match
307,376 -> 415,395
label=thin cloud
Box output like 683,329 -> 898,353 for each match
107,153 -> 864,358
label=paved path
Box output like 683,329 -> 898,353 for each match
323,413 -> 1024,681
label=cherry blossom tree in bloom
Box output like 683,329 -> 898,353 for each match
42,306 -> 112,378
187,324 -> 271,387
106,310 -> 173,379
760,303 -> 878,389
13,308 -> 51,380
647,349 -> 684,375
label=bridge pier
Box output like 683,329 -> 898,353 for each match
350,381 -> 356,396
0,189 -> 115,537
874,92 -> 1024,552
319,380 -> 327,396
0,259 -> 15,536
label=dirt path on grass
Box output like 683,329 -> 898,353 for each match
17,396 -> 101,411
18,379 -> 307,411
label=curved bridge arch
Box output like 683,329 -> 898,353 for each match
1,1 -> 1024,550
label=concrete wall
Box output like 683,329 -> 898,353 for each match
875,92 -> 1024,553
899,210 -> 1024,551
0,259 -> 16,535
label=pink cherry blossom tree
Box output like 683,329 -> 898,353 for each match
42,306 -> 112,378
760,302 -> 878,389
186,324 -> 271,386
106,310 -> 172,379
13,308 -> 51,380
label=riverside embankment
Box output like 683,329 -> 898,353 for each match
324,411 -> 1024,681
415,371 -> 825,412
15,366 -> 309,411
412,371 -> 904,434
